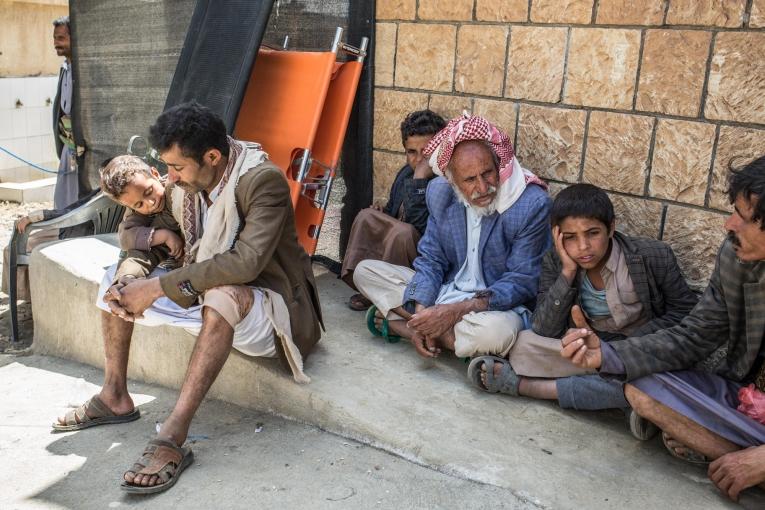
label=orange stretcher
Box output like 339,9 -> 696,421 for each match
234,28 -> 368,255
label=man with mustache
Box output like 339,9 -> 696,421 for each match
53,102 -> 322,494
561,155 -> 765,502
353,114 -> 551,361
51,16 -> 82,209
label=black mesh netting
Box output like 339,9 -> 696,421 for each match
70,0 -> 373,258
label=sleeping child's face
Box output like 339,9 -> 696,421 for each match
558,216 -> 613,270
117,169 -> 166,216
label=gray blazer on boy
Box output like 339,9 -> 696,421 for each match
532,231 -> 698,339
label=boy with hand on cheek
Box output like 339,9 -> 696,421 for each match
469,184 -> 698,439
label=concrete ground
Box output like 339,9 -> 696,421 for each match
12,233 -> 765,510
0,354 -> 533,510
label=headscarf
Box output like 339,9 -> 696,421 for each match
423,113 -> 547,213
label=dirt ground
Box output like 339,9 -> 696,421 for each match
0,200 -> 51,351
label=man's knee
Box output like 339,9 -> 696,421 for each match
203,285 -> 254,330
453,311 -> 523,358
624,384 -> 654,413
352,260 -> 376,290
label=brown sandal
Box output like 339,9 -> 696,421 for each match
348,293 -> 372,311
121,438 -> 194,494
662,432 -> 709,465
52,394 -> 140,432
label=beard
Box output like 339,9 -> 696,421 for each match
451,182 -> 499,217
176,181 -> 200,194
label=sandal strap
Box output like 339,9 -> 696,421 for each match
484,358 -> 520,396
661,432 -> 709,464
84,395 -> 114,418
62,395 -> 115,425
127,440 -> 185,482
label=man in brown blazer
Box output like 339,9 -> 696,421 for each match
561,155 -> 765,503
54,102 -> 322,494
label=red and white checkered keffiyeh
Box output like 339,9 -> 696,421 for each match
423,113 -> 547,212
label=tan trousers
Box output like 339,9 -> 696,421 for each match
353,259 -> 523,358
508,330 -> 596,378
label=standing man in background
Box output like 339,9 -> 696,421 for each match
52,16 -> 80,209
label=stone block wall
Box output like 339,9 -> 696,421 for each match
373,0 -> 765,289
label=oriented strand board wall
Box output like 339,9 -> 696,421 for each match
0,0 -> 69,77
374,0 -> 765,289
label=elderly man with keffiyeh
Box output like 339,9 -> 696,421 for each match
354,114 -> 551,361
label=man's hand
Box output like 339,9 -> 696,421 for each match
101,276 -> 136,321
411,330 -> 439,358
119,277 -> 164,317
408,303 -> 463,339
709,445 -> 765,501
560,305 -> 602,369
552,225 -> 578,284
103,282 -> 127,317
16,216 -> 33,234
413,158 -> 434,180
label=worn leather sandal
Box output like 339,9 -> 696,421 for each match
348,293 -> 372,311
662,432 -> 710,465
52,394 -> 140,432
121,438 -> 194,494
467,356 -> 520,396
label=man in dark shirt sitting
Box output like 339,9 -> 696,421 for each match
341,109 -> 445,310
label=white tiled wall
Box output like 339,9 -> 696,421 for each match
0,75 -> 60,180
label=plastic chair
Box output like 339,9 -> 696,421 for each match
6,193 -> 125,342
234,27 -> 368,255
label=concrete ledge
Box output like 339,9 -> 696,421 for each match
30,236 -> 744,509
0,176 -> 55,202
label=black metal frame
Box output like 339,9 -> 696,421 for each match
339,0 -> 375,259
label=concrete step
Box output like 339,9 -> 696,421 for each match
0,176 -> 55,203
28,235 -> 758,509
0,163 -> 58,183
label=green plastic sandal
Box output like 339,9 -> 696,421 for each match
365,305 -> 402,343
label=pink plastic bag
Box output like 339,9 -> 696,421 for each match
737,384 -> 765,425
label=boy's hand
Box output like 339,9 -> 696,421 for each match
553,225 -> 578,284
560,305 -> 602,369
413,158 -> 434,180
163,231 -> 184,259
153,229 -> 184,259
